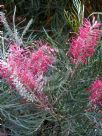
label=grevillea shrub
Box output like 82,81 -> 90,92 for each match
1,7 -> 102,135
67,17 -> 102,64
0,41 -> 56,110
87,79 -> 102,107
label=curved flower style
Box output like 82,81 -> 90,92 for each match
67,17 -> 102,64
0,41 -> 56,110
87,79 -> 102,106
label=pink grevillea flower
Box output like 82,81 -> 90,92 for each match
0,60 -> 13,85
0,41 -> 56,110
87,79 -> 102,106
67,17 -> 102,64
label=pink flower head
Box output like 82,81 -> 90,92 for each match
87,79 -> 102,106
0,60 -> 13,85
67,17 -> 102,64
0,41 -> 56,110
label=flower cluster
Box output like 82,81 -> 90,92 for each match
67,17 -> 102,64
87,79 -> 102,106
0,41 -> 56,110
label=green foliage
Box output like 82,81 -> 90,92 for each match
64,0 -> 84,32
0,81 -> 47,136
1,0 -> 68,32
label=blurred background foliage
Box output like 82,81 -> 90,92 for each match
1,0 -> 102,33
